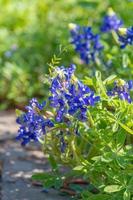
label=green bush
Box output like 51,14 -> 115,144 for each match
0,0 -> 133,109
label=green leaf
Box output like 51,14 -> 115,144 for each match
112,122 -> 119,132
32,173 -> 52,181
123,190 -> 131,200
116,130 -> 126,149
77,0 -> 99,9
54,177 -> 63,189
73,165 -> 84,171
118,122 -> 133,135
32,173 -> 63,189
107,115 -> 133,135
69,183 -> 83,193
15,109 -> 23,117
104,185 -> 122,193
82,192 -> 110,200
95,71 -> 107,97
48,155 -> 58,172
43,177 -> 55,188
83,77 -> 93,86
103,75 -> 117,85
127,177 -> 133,192
122,54 -> 129,68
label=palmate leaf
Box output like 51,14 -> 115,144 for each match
118,122 -> 133,135
107,114 -> 133,135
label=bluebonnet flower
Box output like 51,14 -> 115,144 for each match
101,8 -> 123,32
118,27 -> 133,48
107,80 -> 133,103
49,65 -> 100,122
16,98 -> 54,145
26,98 -> 46,111
69,23 -> 103,64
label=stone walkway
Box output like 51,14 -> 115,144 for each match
0,111 -> 69,200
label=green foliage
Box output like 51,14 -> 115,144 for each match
0,0 -> 133,108
31,71 -> 133,199
5,1 -> 133,198
32,172 -> 63,189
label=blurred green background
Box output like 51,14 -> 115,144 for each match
0,0 -> 133,109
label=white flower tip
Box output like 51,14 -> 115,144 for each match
116,79 -> 126,86
68,23 -> 77,30
118,28 -> 127,35
108,7 -> 115,16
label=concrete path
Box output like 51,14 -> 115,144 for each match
0,111 -> 69,200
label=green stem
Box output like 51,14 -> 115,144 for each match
111,30 -> 119,45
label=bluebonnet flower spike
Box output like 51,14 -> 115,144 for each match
16,98 -> 54,145
101,8 -> 123,32
69,23 -> 103,64
49,65 -> 100,122
107,79 -> 133,103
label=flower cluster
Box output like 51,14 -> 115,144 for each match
107,80 -> 133,103
118,27 -> 133,48
69,23 -> 103,64
49,65 -> 100,122
101,8 -> 123,32
16,98 -> 54,145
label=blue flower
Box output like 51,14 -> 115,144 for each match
69,23 -> 103,64
107,80 -> 133,103
49,65 -> 100,122
101,8 -> 123,32
26,98 -> 46,111
66,82 -> 100,121
118,27 -> 133,48
16,98 -> 54,145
